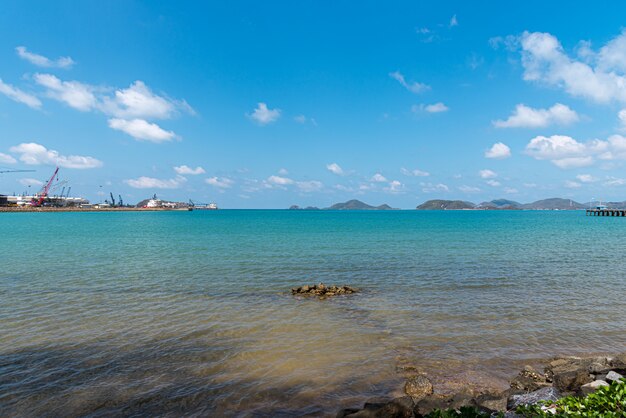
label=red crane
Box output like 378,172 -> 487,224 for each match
32,166 -> 59,207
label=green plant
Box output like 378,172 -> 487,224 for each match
516,378 -> 626,417
423,406 -> 501,418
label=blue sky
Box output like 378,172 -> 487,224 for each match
2,1 -> 626,208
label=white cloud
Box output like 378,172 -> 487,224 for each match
278,168 -> 289,175
412,103 -> 449,114
32,75 -> 188,140
326,162 -> 344,175
524,134 -> 609,168
205,177 -> 234,188
294,115 -> 307,124
449,15 -> 458,28
576,174 -> 596,183
371,173 -> 387,182
101,81 -> 185,120
504,187 -> 519,194
605,177 -> 626,186
0,78 -> 42,109
421,182 -> 449,193
401,167 -> 430,177
565,180 -> 581,188
389,71 -> 430,94
248,102 -> 281,125
493,103 -> 578,128
485,142 -> 512,159
108,118 -> 176,142
618,109 -> 626,131
34,73 -> 97,111
267,175 -> 294,186
479,169 -> 497,179
9,142 -> 103,169
424,102 -> 449,113
0,152 -> 17,164
16,46 -> 74,69
486,180 -> 501,187
519,30 -> 626,103
125,176 -> 185,189
459,185 -> 481,193
489,35 -> 519,51
19,178 -> 44,186
384,180 -> 404,194
297,180 -> 323,192
174,165 -> 205,175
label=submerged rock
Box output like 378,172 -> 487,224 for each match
404,375 -> 433,400
291,283 -> 357,298
337,396 -> 414,418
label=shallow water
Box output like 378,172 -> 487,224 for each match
1,210 -> 625,416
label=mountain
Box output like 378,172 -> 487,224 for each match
521,198 -> 585,210
326,199 -> 396,210
477,199 -> 522,209
288,205 -> 320,210
416,200 -> 476,210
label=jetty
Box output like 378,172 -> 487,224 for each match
586,208 -> 626,217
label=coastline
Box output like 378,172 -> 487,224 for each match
0,207 -> 190,213
339,352 -> 626,417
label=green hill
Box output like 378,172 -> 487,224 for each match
416,200 -> 476,210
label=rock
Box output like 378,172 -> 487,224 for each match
414,393 -> 475,416
510,365 -> 551,391
552,369 -> 593,393
580,380 -> 609,395
338,397 -> 414,418
606,370 -> 624,383
336,408 -> 361,418
291,283 -> 357,298
507,386 -> 561,410
404,375 -> 433,400
475,392 -> 508,413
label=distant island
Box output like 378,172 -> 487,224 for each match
289,199 -> 397,210
289,197 -> 626,211
417,198 -> 590,210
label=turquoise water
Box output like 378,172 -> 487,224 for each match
1,210 -> 625,416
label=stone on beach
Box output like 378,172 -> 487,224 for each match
580,379 -> 610,395
404,375 -> 433,400
336,396 -> 414,418
510,365 -> 550,391
605,370 -> 624,383
507,386 -> 561,410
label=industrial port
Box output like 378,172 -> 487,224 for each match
0,167 -> 216,212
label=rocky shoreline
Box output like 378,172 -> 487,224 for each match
337,353 -> 626,417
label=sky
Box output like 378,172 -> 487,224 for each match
2,1 -> 626,208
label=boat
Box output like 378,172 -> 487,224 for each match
188,200 -> 218,210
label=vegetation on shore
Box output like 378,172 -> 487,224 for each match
516,378 -> 626,417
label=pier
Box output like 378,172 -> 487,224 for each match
586,209 -> 626,217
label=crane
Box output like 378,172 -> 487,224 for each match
31,167 -> 59,207
110,192 -> 116,206
118,195 -> 123,207
0,169 -> 36,174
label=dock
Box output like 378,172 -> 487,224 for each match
586,209 -> 626,217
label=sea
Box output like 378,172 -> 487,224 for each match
1,210 -> 625,416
